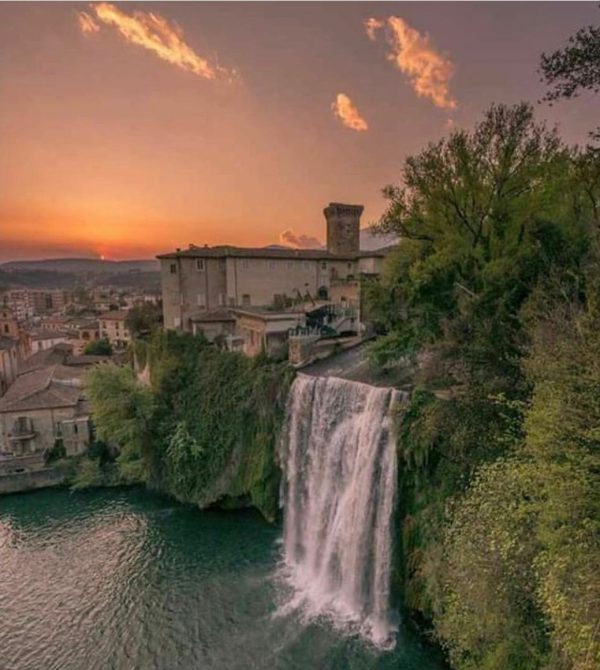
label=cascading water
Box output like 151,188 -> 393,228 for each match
278,373 -> 403,648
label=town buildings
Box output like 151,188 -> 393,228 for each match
27,289 -> 75,315
99,310 -> 131,347
0,337 -> 19,397
0,350 -> 93,475
28,329 -> 71,354
0,290 -> 34,323
158,203 -> 389,334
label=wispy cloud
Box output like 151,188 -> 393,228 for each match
365,18 -> 384,42
77,3 -> 233,80
331,93 -> 369,132
279,229 -> 323,249
365,16 -> 457,110
78,11 -> 100,34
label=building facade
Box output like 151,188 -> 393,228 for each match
0,364 -> 92,474
99,310 -> 131,347
158,202 -> 387,332
0,337 -> 19,397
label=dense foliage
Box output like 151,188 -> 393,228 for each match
368,102 -> 600,669
125,302 -> 163,338
540,10 -> 600,103
83,337 -> 113,356
86,332 -> 293,521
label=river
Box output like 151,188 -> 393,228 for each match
0,488 -> 446,670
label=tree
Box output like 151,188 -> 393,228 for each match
540,15 -> 600,102
125,302 -> 162,338
370,103 -> 584,387
370,103 -> 600,668
85,364 -> 154,482
83,338 -> 112,356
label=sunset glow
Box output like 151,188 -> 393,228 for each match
0,2 -> 597,261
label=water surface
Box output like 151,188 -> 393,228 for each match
0,488 -> 446,670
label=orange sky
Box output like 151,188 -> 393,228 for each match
0,2 -> 598,261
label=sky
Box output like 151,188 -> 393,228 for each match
0,1 -> 598,261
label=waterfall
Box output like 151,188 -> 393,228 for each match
278,373 -> 402,648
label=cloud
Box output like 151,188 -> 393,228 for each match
78,11 -> 100,34
279,229 -> 323,249
365,18 -> 384,41
365,16 -> 457,110
331,93 -> 369,132
78,3 -> 233,80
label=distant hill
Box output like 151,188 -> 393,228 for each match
0,268 -> 81,290
1,258 -> 159,274
0,258 -> 160,291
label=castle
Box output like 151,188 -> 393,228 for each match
157,203 -> 388,333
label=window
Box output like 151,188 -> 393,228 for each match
196,259 -> 205,271
173,317 -> 181,328
347,262 -> 352,269
3,324 -> 8,334
218,293 -> 225,306
241,260 -> 249,270
197,293 -> 206,307
242,294 -> 251,307
170,263 -> 177,274
321,262 -> 327,270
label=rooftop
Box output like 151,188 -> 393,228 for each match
157,245 -> 388,262
231,307 -> 305,322
28,329 -> 71,341
99,310 -> 130,321
0,364 -> 86,414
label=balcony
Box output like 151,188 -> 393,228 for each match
9,419 -> 36,441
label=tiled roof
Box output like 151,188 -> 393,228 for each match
99,310 -> 129,321
28,329 -> 71,340
19,344 -> 73,374
157,245 -> 387,261
0,364 -> 86,413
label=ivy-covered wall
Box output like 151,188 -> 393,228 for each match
86,331 -> 294,521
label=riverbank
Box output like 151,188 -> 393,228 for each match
0,462 -> 71,495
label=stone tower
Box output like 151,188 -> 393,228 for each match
324,203 -> 363,256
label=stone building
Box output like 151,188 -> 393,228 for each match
99,310 -> 131,347
0,337 -> 19,397
28,289 -> 74,315
0,306 -> 19,338
0,363 -> 92,474
232,308 -> 305,358
0,290 -> 33,323
28,329 -> 71,354
157,203 -> 388,332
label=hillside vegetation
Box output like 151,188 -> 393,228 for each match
367,102 -> 600,669
85,331 -> 292,521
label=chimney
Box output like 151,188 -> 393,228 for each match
324,203 -> 363,256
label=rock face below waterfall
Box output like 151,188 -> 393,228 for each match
278,373 -> 406,647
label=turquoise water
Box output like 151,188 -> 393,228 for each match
0,488 -> 446,670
